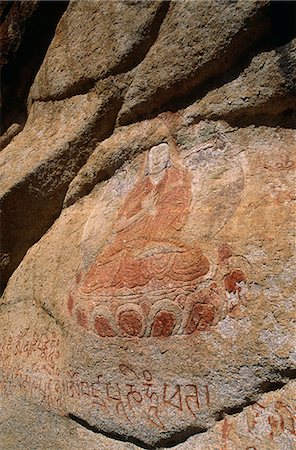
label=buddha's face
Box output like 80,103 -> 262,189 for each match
147,143 -> 170,175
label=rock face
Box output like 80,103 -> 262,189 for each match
28,0 -> 167,102
185,38 -> 296,125
1,1 -> 295,449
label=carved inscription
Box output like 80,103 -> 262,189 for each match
0,331 -> 62,410
247,401 -> 296,440
67,143 -> 247,337
219,397 -> 296,450
1,352 -> 211,430
0,331 -> 60,374
92,365 -> 211,428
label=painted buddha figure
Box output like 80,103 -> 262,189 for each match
68,144 -> 217,337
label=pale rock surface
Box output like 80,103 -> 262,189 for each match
1,119 -> 295,447
184,39 -> 296,124
117,0 -> 271,124
29,0 -> 166,101
176,380 -> 296,450
1,1 -> 295,449
1,382 -> 295,449
64,116 -> 171,207
0,73 -> 129,290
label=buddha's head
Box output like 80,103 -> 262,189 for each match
146,143 -> 170,176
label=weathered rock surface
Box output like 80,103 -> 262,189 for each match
1,120 -> 295,447
0,123 -> 22,151
1,1 -> 295,449
117,0 -> 272,124
0,74 -> 128,291
185,39 -> 296,125
1,381 -> 295,449
29,0 -> 167,102
63,116 -> 170,207
176,380 -> 296,449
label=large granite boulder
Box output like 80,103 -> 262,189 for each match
1,1 -> 295,449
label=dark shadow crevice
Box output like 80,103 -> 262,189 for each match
68,413 -> 207,450
1,1 -> 69,134
269,1 -> 296,49
0,1 -> 13,24
192,105 -> 296,130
